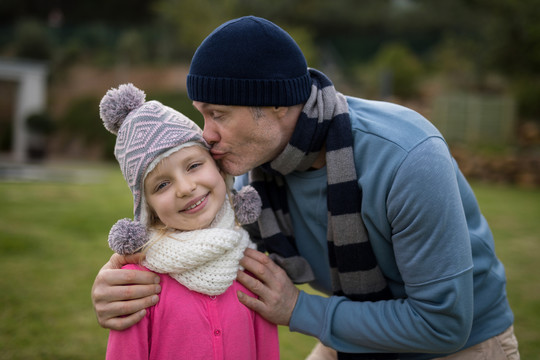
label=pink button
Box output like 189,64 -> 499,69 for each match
214,329 -> 221,336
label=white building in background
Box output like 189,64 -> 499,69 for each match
0,58 -> 48,163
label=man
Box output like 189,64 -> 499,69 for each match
92,16 -> 519,359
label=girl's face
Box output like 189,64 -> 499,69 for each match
144,145 -> 227,231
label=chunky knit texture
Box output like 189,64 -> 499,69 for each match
143,199 -> 255,295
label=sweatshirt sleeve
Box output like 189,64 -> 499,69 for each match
289,138 -> 474,355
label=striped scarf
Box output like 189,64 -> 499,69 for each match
250,69 -> 397,360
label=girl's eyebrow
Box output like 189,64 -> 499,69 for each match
144,173 -> 163,193
146,151 -> 204,182
145,163 -> 170,188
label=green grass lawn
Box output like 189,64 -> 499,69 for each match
0,163 -> 538,359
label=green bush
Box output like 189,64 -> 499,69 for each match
12,19 -> 52,60
512,76 -> 540,122
58,96 -> 115,159
356,43 -> 424,99
57,91 -> 200,161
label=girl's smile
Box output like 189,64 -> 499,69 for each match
144,145 -> 227,231
181,193 -> 208,213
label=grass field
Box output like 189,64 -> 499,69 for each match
0,162 -> 539,359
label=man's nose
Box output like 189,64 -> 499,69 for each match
202,119 -> 219,145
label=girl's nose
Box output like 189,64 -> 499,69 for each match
175,178 -> 196,198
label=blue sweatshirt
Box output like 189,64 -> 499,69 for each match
237,96 -> 513,358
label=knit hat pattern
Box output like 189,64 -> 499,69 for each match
187,16 -> 312,106
100,83 -> 207,223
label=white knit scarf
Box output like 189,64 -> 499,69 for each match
143,199 -> 254,295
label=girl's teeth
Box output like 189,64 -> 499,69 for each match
186,196 -> 206,210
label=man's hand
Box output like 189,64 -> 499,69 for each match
236,248 -> 300,326
91,253 -> 161,331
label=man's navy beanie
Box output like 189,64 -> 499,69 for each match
187,16 -> 312,107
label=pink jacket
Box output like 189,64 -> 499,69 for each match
106,265 -> 279,360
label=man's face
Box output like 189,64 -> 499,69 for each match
192,102 -> 289,176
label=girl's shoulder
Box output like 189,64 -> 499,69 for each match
122,263 -> 149,271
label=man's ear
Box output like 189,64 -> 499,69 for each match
272,106 -> 289,119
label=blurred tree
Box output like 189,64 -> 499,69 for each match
12,19 -> 52,60
152,0 -> 318,64
0,0 -> 158,26
57,96 -> 116,160
373,43 -> 423,99
117,30 -> 148,65
355,42 -> 423,99
153,0 -> 240,51
413,0 -> 539,73
2,0 -> 539,122
472,0 -> 540,119
279,0 -> 392,35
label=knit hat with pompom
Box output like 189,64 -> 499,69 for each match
99,83 -> 261,255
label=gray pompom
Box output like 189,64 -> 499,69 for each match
232,185 -> 262,225
99,83 -> 146,135
108,218 -> 149,255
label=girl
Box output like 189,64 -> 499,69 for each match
99,83 -> 279,360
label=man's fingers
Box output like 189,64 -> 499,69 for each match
99,268 -> 160,287
242,248 -> 279,272
237,290 -> 265,313
100,309 -> 147,331
95,282 -> 161,303
107,252 -> 145,270
241,249 -> 275,276
237,269 -> 269,297
91,264 -> 161,330
95,293 -> 159,330
243,247 -> 268,261
99,294 -> 159,318
237,249 -> 300,326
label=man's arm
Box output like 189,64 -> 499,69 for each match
237,139 -> 475,354
91,253 -> 161,331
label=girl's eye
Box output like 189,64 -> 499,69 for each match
155,181 -> 168,192
188,162 -> 202,171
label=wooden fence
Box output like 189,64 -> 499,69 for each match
431,93 -> 516,145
